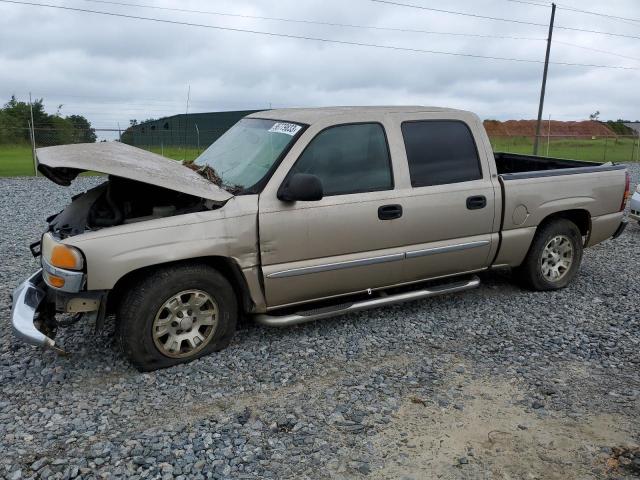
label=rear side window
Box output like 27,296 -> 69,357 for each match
289,123 -> 393,196
401,120 -> 482,187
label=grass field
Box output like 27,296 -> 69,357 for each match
1,138 -> 638,177
146,145 -> 202,162
490,136 -> 640,163
0,144 -> 201,177
0,145 -> 37,176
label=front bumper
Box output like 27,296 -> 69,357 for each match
630,191 -> 640,222
10,269 -> 60,351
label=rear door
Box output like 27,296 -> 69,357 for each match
258,119 -> 406,308
390,113 -> 499,283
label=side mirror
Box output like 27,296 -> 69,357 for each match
278,173 -> 324,202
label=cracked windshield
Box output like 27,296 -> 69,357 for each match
194,118 -> 302,190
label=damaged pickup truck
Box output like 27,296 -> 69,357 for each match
11,107 -> 630,370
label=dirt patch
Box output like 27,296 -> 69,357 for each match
484,120 -> 616,137
372,372 -> 636,479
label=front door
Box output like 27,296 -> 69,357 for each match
258,121 -> 405,308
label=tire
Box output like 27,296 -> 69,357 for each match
515,218 -> 584,291
116,263 -> 237,371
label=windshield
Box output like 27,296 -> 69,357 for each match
194,118 -> 302,191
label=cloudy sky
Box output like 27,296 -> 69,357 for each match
1,0 -> 639,137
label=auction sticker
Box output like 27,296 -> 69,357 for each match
269,122 -> 302,136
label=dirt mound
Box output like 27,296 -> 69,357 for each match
484,120 -> 617,137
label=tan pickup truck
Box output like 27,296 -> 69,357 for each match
11,107 -> 630,370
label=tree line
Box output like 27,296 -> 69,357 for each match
0,96 -> 96,145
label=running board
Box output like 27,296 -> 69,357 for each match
254,275 -> 481,327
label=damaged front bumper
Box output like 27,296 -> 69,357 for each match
10,269 -> 64,352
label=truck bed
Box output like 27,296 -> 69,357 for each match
495,152 -> 625,179
492,151 -> 627,268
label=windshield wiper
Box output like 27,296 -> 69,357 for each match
184,162 -> 244,195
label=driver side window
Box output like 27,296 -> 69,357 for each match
289,123 -> 393,196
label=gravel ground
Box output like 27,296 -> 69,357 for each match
1,167 -> 639,480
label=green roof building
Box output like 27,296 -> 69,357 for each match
122,110 -> 262,150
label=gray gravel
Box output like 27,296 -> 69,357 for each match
1,166 -> 639,479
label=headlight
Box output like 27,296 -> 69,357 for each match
42,233 -> 84,271
50,244 -> 84,270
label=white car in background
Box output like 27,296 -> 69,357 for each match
631,184 -> 640,225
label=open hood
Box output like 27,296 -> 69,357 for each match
36,142 -> 233,202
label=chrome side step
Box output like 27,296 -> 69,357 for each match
254,275 -> 480,327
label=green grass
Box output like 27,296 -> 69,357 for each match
0,144 -> 37,176
490,136 -> 640,163
1,138 -> 638,177
145,145 -> 202,162
0,144 -> 201,177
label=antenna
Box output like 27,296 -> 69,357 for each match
183,84 -> 191,161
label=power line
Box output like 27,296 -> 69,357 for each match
370,0 -> 640,40
555,41 -> 640,64
504,0 -> 548,7
10,0 -> 629,68
0,0 -> 638,71
504,0 -> 640,27
77,0 -> 546,42
556,2 -> 640,25
371,0 -> 548,27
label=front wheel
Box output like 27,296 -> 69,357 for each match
117,264 -> 237,371
515,219 -> 584,291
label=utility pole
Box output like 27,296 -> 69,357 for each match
29,92 -> 38,176
533,2 -> 556,156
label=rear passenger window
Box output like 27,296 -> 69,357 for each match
401,121 -> 482,187
289,123 -> 393,196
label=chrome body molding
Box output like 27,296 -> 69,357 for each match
41,258 -> 85,293
254,275 -> 481,327
266,252 -> 405,279
405,240 -> 490,259
267,240 -> 491,279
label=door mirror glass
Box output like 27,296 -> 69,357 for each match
278,173 -> 324,202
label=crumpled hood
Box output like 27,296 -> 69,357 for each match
36,142 -> 233,202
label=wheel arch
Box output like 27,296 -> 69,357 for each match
515,209 -> 590,268
497,208 -> 591,269
537,208 -> 591,238
107,256 -> 255,316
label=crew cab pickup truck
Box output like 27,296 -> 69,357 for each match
11,107 -> 630,370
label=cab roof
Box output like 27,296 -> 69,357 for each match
247,106 -> 468,125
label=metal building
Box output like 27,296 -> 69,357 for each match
122,110 -> 261,149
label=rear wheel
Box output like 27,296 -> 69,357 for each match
516,219 -> 583,291
117,264 -> 237,371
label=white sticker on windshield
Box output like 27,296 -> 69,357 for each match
269,122 -> 302,136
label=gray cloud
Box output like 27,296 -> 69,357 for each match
1,0 -> 638,137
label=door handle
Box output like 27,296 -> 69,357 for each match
466,195 -> 487,210
378,204 -> 403,220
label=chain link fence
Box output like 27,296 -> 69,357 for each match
489,134 -> 640,163
1,125 -> 639,176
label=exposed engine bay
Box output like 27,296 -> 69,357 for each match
47,176 -> 219,238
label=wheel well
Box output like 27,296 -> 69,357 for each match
107,257 -> 254,316
538,209 -> 591,237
